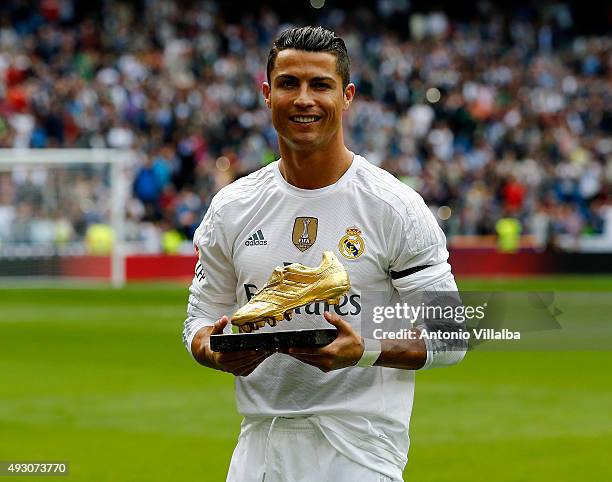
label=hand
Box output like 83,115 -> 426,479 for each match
193,316 -> 273,377
280,311 -> 364,372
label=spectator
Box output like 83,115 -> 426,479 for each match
133,156 -> 162,220
0,1 -> 609,252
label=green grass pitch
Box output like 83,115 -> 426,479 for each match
1,277 -> 611,481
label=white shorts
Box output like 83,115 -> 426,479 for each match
226,416 -> 400,482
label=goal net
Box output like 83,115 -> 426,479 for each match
0,149 -> 132,287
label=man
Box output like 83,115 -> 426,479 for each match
183,26 -> 466,482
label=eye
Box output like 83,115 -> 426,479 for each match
313,82 -> 330,90
279,79 -> 297,88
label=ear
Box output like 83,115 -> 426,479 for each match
262,82 -> 271,109
343,83 -> 356,110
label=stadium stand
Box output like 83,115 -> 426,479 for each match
0,0 -> 610,254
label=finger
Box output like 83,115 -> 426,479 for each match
286,346 -> 326,356
323,311 -> 352,332
217,348 -> 268,361
220,351 -> 271,371
235,364 -> 259,377
219,354 -> 269,371
211,316 -> 229,335
234,353 -> 273,376
235,357 -> 269,376
288,353 -> 325,363
216,352 -> 260,366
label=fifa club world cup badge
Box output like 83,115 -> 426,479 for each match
339,226 -> 365,259
292,217 -> 318,252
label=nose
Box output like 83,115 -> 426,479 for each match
294,84 -> 315,108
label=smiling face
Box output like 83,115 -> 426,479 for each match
262,49 -> 355,153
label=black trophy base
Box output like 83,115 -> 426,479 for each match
210,328 -> 338,352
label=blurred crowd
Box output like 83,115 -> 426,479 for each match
0,0 -> 610,253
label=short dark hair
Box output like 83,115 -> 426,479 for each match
266,26 -> 351,89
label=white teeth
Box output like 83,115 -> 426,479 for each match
293,116 -> 318,123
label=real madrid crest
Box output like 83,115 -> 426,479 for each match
339,226 -> 365,259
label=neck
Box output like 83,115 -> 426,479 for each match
278,142 -> 354,190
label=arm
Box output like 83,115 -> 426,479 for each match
183,202 -> 271,376
286,192 -> 466,372
374,332 -> 427,369
284,272 -> 463,372
373,269 -> 467,370
282,311 -> 426,372
191,317 -> 272,377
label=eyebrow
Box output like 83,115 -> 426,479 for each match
275,74 -> 337,84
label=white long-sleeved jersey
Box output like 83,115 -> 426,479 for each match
183,155 -> 465,480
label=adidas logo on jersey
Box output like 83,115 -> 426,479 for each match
245,229 -> 267,246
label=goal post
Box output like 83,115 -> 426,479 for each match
0,148 -> 133,287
